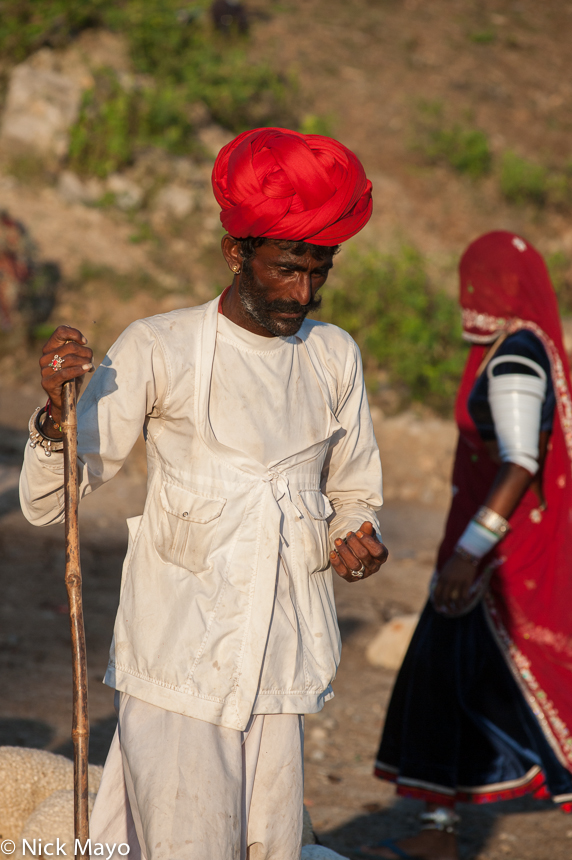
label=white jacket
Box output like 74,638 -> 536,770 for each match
20,297 -> 383,730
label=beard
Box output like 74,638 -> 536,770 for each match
238,260 -> 322,336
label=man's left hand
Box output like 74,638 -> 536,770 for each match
330,521 -> 388,583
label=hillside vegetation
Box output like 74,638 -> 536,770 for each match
0,0 -> 571,412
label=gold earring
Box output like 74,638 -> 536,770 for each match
233,266 -> 241,274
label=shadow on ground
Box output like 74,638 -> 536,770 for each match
0,717 -> 55,749
54,713 -> 117,765
320,793 -> 563,859
0,714 -> 117,766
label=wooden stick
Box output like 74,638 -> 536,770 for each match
62,380 -> 90,854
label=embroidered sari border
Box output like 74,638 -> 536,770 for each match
374,761 -> 547,806
471,317 -> 572,771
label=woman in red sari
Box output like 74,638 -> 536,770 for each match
359,232 -> 572,860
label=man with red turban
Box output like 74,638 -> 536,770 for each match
20,127 -> 386,859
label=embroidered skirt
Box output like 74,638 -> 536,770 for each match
374,602 -> 572,808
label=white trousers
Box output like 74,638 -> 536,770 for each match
90,694 -> 304,860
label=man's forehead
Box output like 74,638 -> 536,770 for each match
257,241 -> 334,265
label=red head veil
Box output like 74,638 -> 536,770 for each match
439,230 -> 572,778
212,127 -> 372,244
460,230 -> 566,351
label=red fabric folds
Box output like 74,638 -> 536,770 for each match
460,230 -> 565,348
212,127 -> 372,244
438,231 -> 572,775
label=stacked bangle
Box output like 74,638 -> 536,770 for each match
454,506 -> 510,564
473,505 -> 510,538
28,406 -> 64,456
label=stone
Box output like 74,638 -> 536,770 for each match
154,184 -> 195,218
365,613 -> 420,670
57,170 -> 103,204
0,32 -> 132,161
0,52 -> 84,158
106,174 -> 144,210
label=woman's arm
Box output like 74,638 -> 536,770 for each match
433,432 -> 549,614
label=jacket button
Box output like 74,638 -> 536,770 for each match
182,511 -> 189,517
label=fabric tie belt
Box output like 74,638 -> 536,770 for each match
263,470 -> 303,519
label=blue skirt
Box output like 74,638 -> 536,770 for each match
375,602 -> 572,805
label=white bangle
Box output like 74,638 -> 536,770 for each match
456,519 -> 501,561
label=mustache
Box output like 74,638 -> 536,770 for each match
265,294 -> 323,314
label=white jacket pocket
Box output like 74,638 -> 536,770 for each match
298,489 -> 334,574
155,481 -> 226,573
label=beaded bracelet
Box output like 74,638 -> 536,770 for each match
46,398 -> 64,433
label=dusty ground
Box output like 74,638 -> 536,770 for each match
251,0 -> 572,271
1,385 -> 571,860
2,2 -> 572,857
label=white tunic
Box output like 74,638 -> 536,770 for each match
20,296 -> 383,729
212,311 -> 329,713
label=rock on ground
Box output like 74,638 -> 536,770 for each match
153,185 -> 195,219
0,52 -> 84,158
365,613 -> 420,670
57,171 -> 104,205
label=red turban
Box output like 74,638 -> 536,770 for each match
212,127 -> 372,245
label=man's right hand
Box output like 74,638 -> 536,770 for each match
39,326 -> 94,433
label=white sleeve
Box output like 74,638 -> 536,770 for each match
323,340 -> 383,547
487,354 -> 547,476
19,319 -> 169,526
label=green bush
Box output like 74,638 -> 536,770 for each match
319,247 -> 465,413
414,103 -> 491,179
299,114 -> 335,137
500,151 -> 548,205
469,30 -> 496,44
546,250 -> 572,315
0,0 -> 296,177
423,124 -> 491,178
68,71 -> 142,178
0,1 -> 105,62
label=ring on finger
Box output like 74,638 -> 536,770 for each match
351,561 -> 366,579
49,354 -> 65,372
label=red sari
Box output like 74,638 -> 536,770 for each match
439,231 -> 572,779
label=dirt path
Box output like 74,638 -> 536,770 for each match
2,384 -> 571,859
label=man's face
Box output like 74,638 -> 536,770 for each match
239,242 -> 334,337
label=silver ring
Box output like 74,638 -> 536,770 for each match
49,354 -> 65,372
352,562 -> 366,578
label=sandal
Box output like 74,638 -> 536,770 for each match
354,807 -> 460,859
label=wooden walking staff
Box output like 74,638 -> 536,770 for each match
62,379 -> 90,852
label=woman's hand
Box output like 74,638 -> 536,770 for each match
330,521 -> 389,583
432,553 -> 478,615
40,326 -> 94,433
